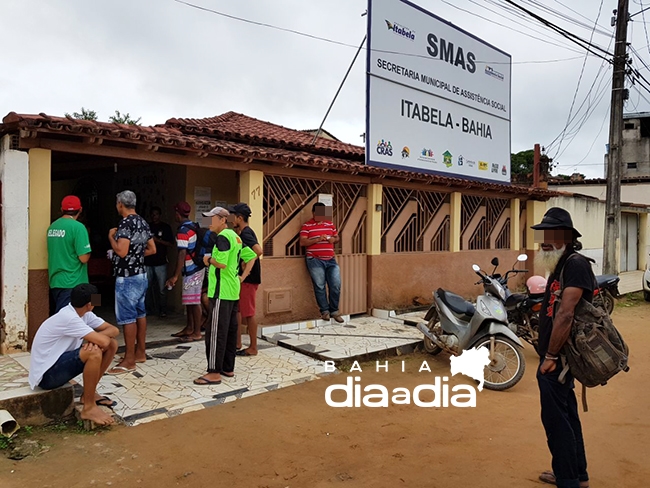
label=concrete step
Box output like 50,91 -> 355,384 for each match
0,384 -> 74,426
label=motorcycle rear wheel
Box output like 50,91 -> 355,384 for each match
422,309 -> 443,355
470,336 -> 526,391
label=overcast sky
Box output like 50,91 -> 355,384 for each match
3,0 -> 650,179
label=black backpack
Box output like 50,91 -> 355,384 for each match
186,222 -> 213,269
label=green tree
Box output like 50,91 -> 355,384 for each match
511,149 -> 534,176
109,110 -> 141,125
65,107 -> 98,120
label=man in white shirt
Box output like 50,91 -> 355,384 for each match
29,284 -> 119,426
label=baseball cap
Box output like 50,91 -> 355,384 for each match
174,201 -> 191,217
228,202 -> 252,218
202,206 -> 230,218
61,195 -> 81,212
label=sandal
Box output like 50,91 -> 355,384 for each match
95,396 -> 117,408
193,376 -> 221,385
539,471 -> 589,488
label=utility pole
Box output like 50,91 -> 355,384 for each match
603,0 -> 629,275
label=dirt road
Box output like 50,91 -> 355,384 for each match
2,304 -> 649,487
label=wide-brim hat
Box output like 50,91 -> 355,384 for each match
530,207 -> 582,238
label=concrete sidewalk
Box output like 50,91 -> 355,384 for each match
0,314 -> 421,427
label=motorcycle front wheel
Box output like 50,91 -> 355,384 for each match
422,309 -> 443,355
471,336 -> 526,391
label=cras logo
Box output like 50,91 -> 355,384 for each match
376,139 -> 393,156
323,348 -> 490,408
401,146 -> 410,159
385,20 -> 416,41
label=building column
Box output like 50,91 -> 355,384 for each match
639,213 -> 648,271
0,136 -> 30,353
525,200 -> 547,251
511,198 -> 520,251
366,183 -> 382,256
239,170 -> 264,245
28,148 -> 51,347
450,192 -> 462,252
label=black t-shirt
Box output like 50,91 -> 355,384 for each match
239,226 -> 261,285
113,214 -> 152,278
144,221 -> 174,267
537,252 -> 595,357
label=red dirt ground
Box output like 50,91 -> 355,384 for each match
2,304 -> 648,488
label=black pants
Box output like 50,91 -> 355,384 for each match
537,360 -> 589,488
205,298 -> 239,374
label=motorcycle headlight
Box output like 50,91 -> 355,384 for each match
479,301 -> 492,316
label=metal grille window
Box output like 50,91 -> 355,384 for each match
461,196 -> 511,250
263,175 -> 366,257
381,187 -> 450,253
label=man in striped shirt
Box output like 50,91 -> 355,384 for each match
166,202 -> 205,341
300,202 -> 344,323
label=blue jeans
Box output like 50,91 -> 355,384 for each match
115,273 -> 148,326
51,288 -> 73,314
146,265 -> 168,315
537,360 -> 588,488
39,347 -> 85,390
306,257 -> 341,315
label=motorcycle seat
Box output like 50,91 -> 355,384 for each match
437,288 -> 475,317
505,293 -> 526,309
596,274 -> 619,287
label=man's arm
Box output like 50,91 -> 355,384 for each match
144,238 -> 156,257
166,249 -> 186,288
299,232 -> 327,247
539,286 -> 583,374
78,253 -> 91,264
94,322 -> 119,338
83,331 -> 112,351
251,243 -> 263,257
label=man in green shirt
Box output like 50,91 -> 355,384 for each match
194,206 -> 257,385
47,195 -> 92,313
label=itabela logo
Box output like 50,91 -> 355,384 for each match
376,139 -> 393,156
402,146 -> 410,159
385,20 -> 416,41
323,348 -> 490,408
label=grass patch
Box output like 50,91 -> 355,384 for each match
617,292 -> 647,308
0,435 -> 13,450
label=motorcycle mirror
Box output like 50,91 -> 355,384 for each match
491,257 -> 499,267
517,254 -> 528,262
472,264 -> 481,272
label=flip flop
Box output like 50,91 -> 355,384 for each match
171,330 -> 190,338
96,396 -> 117,408
193,376 -> 221,385
235,349 -> 257,356
106,366 -> 136,375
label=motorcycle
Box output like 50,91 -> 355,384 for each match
593,274 -> 619,314
486,255 -> 546,350
416,261 -> 526,391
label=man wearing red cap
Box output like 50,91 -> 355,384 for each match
47,195 -> 92,313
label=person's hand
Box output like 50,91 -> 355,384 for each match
320,235 -> 329,242
203,254 -> 211,267
108,228 -> 118,240
539,358 -> 557,375
238,275 -> 245,283
82,342 -> 100,352
165,276 -> 178,289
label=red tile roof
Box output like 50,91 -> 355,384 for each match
164,112 -> 364,159
0,111 -> 555,198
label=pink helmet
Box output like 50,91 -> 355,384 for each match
526,275 -> 547,296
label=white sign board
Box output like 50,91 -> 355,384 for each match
366,0 -> 512,183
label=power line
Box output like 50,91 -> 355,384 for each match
502,0 -> 614,62
520,0 -> 612,36
174,0 -> 590,66
553,0 -> 605,158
